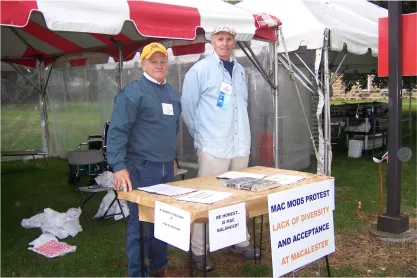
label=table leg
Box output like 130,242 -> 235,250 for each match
204,223 -> 207,277
43,155 -> 50,169
259,215 -> 264,262
140,221 -> 145,278
189,233 -> 193,277
253,217 -> 256,263
32,155 -> 39,167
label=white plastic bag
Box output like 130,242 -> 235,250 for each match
94,171 -> 114,188
21,208 -> 83,239
94,191 -> 129,220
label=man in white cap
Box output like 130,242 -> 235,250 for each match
107,42 -> 181,277
181,25 -> 260,271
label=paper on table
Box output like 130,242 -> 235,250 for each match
177,190 -> 233,204
264,174 -> 305,185
216,171 -> 266,179
138,184 -> 196,196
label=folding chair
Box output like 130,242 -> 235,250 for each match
77,121 -> 110,168
67,148 -> 125,233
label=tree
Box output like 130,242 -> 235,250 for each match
340,1 -> 417,92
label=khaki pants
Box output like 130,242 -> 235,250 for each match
191,149 -> 251,255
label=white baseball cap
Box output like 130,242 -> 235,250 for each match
212,25 -> 237,37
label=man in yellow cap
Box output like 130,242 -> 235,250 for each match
107,42 -> 181,277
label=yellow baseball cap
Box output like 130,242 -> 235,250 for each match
140,42 -> 168,60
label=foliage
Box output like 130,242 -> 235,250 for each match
369,1 -> 417,14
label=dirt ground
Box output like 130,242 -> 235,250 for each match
166,219 -> 417,277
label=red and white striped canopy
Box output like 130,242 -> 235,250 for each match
1,0 -> 281,68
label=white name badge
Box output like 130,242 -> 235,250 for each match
220,82 -> 232,95
162,103 -> 174,115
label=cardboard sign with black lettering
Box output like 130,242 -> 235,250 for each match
267,180 -> 335,277
208,203 -> 246,252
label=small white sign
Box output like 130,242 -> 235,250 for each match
177,190 -> 233,204
154,201 -> 190,251
208,203 -> 247,252
268,180 -> 335,278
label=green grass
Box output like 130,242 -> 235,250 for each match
1,123 -> 415,276
1,102 -> 108,157
0,159 -> 128,277
1,100 -> 416,276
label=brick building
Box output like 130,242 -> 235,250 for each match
331,75 -> 417,101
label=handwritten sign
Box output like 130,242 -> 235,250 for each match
154,201 -> 190,251
208,203 -> 246,251
267,180 -> 335,277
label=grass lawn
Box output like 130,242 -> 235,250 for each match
1,103 -> 107,158
1,124 -> 416,277
1,99 -> 416,276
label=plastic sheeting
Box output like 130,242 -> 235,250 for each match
1,43 -> 317,172
1,66 -> 43,159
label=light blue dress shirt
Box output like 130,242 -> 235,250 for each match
181,54 -> 251,159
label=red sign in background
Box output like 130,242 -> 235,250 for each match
378,13 -> 417,77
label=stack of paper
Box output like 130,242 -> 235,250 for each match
138,184 -> 196,196
264,174 -> 305,185
177,190 -> 233,204
216,171 -> 266,179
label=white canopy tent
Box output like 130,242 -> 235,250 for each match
237,0 -> 387,175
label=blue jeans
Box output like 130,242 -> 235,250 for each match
125,158 -> 174,277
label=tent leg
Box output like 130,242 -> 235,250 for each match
38,61 -> 50,154
273,39 -> 280,169
117,45 -> 124,92
323,30 -> 331,176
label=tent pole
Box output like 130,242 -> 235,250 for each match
277,55 -> 316,93
329,53 -> 347,84
37,60 -> 50,154
177,57 -> 184,163
6,61 -> 42,94
117,45 -> 124,92
273,39 -> 280,169
323,30 -> 331,176
237,42 -> 275,89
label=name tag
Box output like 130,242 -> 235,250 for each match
216,92 -> 230,110
162,103 -> 174,115
220,82 -> 232,95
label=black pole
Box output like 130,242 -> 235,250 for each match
376,1 -> 409,234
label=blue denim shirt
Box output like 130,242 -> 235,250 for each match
181,54 -> 250,159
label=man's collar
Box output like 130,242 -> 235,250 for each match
213,52 -> 233,62
143,72 -> 166,85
